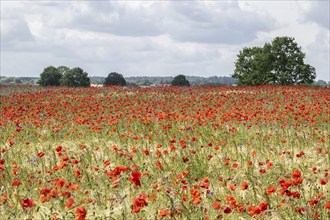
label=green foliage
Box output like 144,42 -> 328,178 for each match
60,67 -> 91,87
57,66 -> 70,76
233,36 -> 316,86
315,80 -> 328,87
38,66 -> 63,86
171,75 -> 190,86
104,72 -> 126,86
14,78 -> 22,84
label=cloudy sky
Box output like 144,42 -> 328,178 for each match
1,1 -> 329,81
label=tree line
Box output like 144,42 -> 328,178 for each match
0,75 -> 237,86
37,67 -> 193,87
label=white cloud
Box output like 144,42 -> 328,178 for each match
0,0 -> 329,80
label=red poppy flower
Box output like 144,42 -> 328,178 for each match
266,185 -> 276,195
291,169 -> 302,179
320,178 -> 328,185
190,188 -> 200,198
12,178 -> 22,187
75,206 -> 87,220
65,198 -> 74,209
158,209 -> 172,218
325,201 -> 330,210
104,160 -> 110,167
129,170 -> 141,187
21,198 -> 35,210
248,205 -> 261,216
223,207 -> 232,214
212,199 -> 221,210
131,193 -> 148,214
74,169 -> 81,178
240,182 -> 249,190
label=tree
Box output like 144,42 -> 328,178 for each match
15,78 -> 22,84
233,36 -> 316,86
38,66 -> 62,86
315,79 -> 328,87
60,67 -> 90,87
171,75 -> 190,86
104,72 -> 126,86
232,47 -> 272,86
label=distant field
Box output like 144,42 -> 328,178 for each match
0,85 -> 329,219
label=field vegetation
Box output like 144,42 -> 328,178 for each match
0,85 -> 329,219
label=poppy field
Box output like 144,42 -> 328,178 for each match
0,85 -> 329,219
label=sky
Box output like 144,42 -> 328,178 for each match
1,1 -> 329,81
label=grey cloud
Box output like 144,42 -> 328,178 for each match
300,1 -> 329,29
58,2 -> 163,37
306,29 -> 330,80
1,18 -> 34,43
24,1 -> 275,44
1,17 -> 36,52
166,1 -> 276,44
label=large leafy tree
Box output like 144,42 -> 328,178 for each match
60,67 -> 90,87
171,75 -> 190,86
38,66 -> 63,86
233,37 -> 316,86
104,72 -> 126,86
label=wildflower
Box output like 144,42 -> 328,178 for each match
240,182 -> 249,190
259,202 -> 268,212
21,198 -> 35,210
190,188 -> 200,198
29,156 -> 37,164
65,198 -> 74,209
248,205 -> 261,216
158,209 -> 172,219
212,199 -> 221,210
266,185 -> 276,195
320,178 -> 328,185
309,199 -> 318,206
56,178 -> 66,187
291,169 -> 302,179
223,207 -> 232,214
129,171 -> 141,187
229,184 -> 236,191
191,198 -> 202,205
0,193 -> 8,204
131,193 -> 148,214
12,178 -> 22,187
56,146 -> 62,152
200,177 -> 209,189
75,206 -> 87,220
324,201 -> 330,210
155,161 -> 163,170
74,169 -> 81,178
104,160 -> 110,167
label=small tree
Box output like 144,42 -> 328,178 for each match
104,72 -> 126,86
60,67 -> 90,87
38,66 -> 62,86
171,75 -> 190,86
315,80 -> 328,86
15,78 -> 22,84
